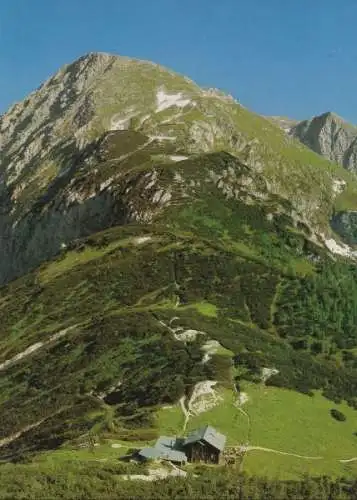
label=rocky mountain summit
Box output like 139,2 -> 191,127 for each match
271,112 -> 357,174
2,52 -> 357,285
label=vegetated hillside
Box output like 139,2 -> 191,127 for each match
2,152 -> 357,465
1,462 -> 356,500
2,53 -> 357,482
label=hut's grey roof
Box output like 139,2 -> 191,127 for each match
139,437 -> 187,462
183,425 -> 226,451
155,436 -> 177,449
154,436 -> 187,462
138,447 -> 162,460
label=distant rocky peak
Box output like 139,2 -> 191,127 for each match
270,111 -> 357,173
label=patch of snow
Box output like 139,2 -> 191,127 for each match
261,367 -> 279,383
0,325 -> 77,372
100,176 -> 115,191
151,189 -> 171,205
174,329 -> 206,342
149,134 -> 177,142
133,236 -> 152,245
169,155 -> 189,162
110,109 -> 137,131
324,238 -> 352,257
236,392 -> 249,406
160,191 -> 172,204
201,353 -> 211,364
145,171 -> 158,190
156,89 -> 192,113
332,179 -> 346,196
201,340 -> 223,364
152,190 -> 163,203
174,172 -> 184,182
0,342 -> 44,371
110,117 -> 131,131
202,340 -> 221,352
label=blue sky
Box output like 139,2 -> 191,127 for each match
1,0 -> 357,122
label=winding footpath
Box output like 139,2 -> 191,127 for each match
179,396 -> 190,433
240,445 -> 323,460
339,457 -> 357,463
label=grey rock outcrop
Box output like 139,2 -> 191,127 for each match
287,112 -> 357,173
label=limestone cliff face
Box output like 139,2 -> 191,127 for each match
289,112 -> 357,173
1,53 -> 356,285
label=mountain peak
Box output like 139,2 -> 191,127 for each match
319,110 -> 337,120
51,51 -> 119,84
289,111 -> 357,171
316,111 -> 350,125
68,51 -> 126,68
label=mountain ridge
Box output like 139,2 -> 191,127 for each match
2,52 -> 357,285
2,52 -> 357,485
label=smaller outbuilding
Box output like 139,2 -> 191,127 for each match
138,436 -> 187,465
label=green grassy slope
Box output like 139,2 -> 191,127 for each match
1,171 -> 357,472
157,383 -> 357,479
